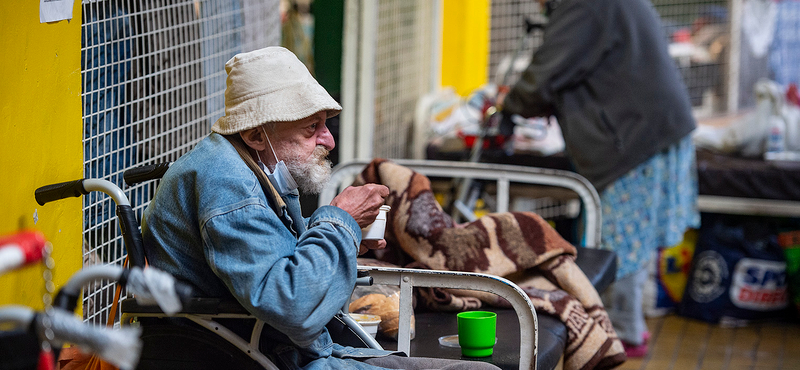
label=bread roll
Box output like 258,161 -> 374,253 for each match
348,293 -> 415,340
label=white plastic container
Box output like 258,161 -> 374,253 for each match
363,205 -> 391,240
349,313 -> 381,338
766,115 -> 787,155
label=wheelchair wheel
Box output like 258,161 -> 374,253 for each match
135,318 -> 266,370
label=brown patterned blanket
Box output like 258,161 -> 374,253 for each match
352,159 -> 626,370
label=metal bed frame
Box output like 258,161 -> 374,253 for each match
319,159 -> 606,369
319,159 -> 602,248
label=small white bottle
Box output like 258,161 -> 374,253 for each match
363,205 -> 391,240
766,115 -> 786,156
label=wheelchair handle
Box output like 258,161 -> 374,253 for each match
42,308 -> 142,369
36,179 -> 130,206
34,179 -> 89,206
0,231 -> 47,276
55,265 -> 126,311
0,305 -> 142,370
124,162 -> 171,186
355,270 -> 373,286
34,179 -> 145,268
54,265 -> 193,314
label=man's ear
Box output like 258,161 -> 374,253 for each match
239,127 -> 267,152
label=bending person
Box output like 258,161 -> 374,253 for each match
499,0 -> 700,358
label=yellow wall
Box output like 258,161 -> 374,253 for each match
441,0 -> 490,97
0,2 -> 83,309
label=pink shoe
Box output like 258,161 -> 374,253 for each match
622,332 -> 651,358
623,342 -> 648,358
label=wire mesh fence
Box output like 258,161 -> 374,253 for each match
487,0 -> 732,116
371,0 -> 437,160
488,0 -> 543,88
652,0 -> 730,115
80,0 -> 279,325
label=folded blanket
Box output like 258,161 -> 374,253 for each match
353,159 -> 626,370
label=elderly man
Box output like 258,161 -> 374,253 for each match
141,47 -> 499,370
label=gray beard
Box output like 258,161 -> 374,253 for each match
284,145 -> 332,195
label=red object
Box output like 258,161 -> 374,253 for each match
0,230 -> 47,266
458,132 -> 506,150
672,28 -> 692,43
461,134 -> 477,148
623,342 -> 648,358
787,83 -> 800,107
37,348 -> 55,370
622,331 -> 651,358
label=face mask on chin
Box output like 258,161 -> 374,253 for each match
257,127 -> 299,196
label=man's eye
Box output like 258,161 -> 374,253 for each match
309,123 -> 317,130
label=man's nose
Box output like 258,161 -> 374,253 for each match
317,126 -> 335,150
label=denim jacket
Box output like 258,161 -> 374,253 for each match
141,133 -> 394,369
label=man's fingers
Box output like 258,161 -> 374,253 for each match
360,239 -> 379,249
376,185 -> 389,197
330,184 -> 391,228
362,184 -> 389,198
359,239 -> 386,253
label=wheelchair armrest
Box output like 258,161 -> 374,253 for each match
121,297 -> 251,316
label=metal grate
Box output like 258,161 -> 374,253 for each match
80,0 -> 279,325
652,0 -> 730,115
372,0 -> 436,159
488,0 -> 542,88
488,0 -> 732,116
341,0 -> 438,161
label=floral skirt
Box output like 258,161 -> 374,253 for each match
599,135 -> 700,279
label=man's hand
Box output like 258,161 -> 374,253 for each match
359,239 -> 386,255
330,184 -> 390,228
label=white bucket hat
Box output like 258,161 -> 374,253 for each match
211,46 -> 342,135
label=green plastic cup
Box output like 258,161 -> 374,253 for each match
457,311 -> 497,357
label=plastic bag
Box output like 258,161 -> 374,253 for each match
679,214 -> 791,324
644,229 -> 697,317
349,286 -> 416,341
509,116 -> 565,156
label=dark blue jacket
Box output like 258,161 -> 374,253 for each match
503,0 -> 696,190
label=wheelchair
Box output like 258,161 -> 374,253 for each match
32,163 -> 539,370
0,228 -> 190,370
